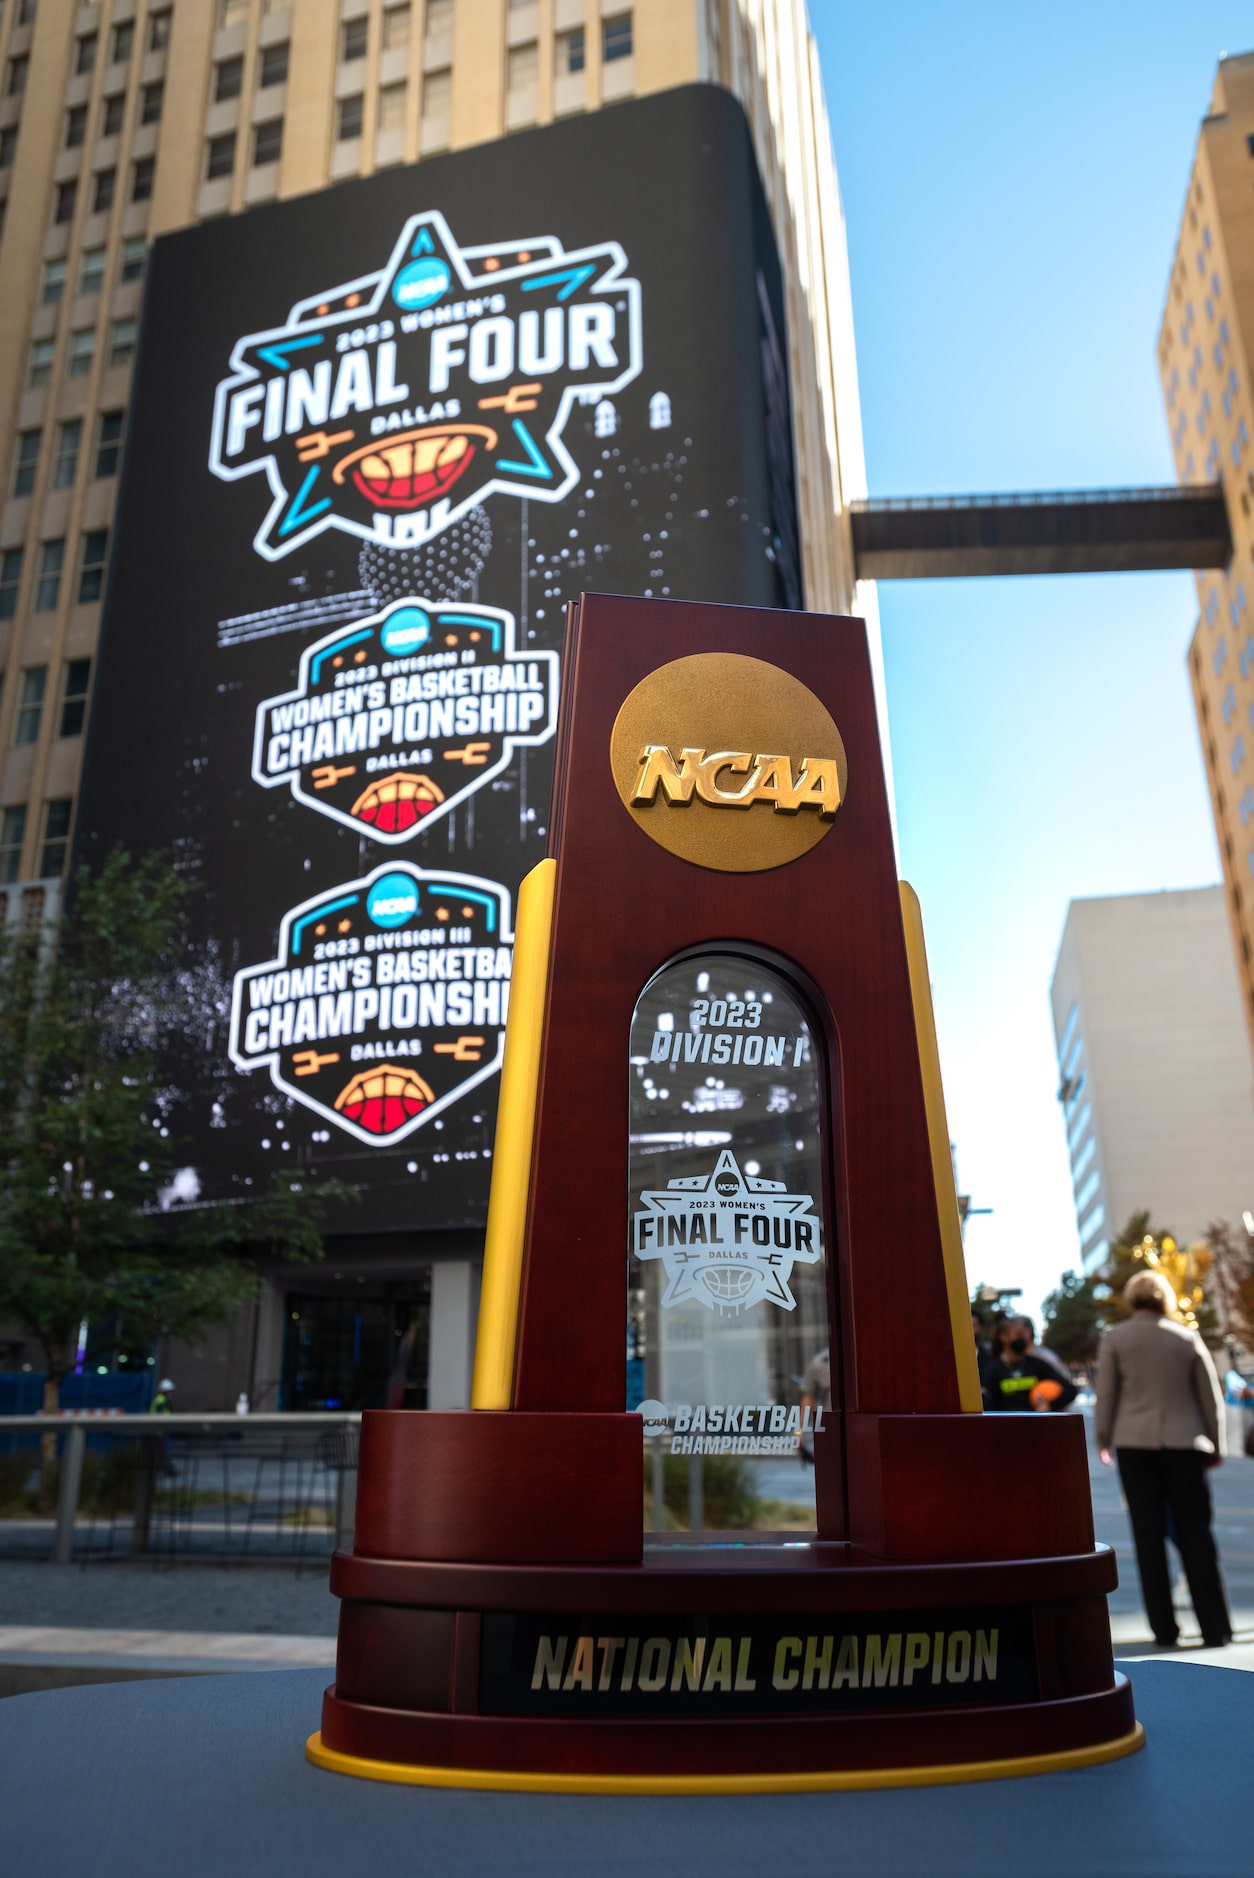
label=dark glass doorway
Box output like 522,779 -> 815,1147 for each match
281,1277 -> 431,1411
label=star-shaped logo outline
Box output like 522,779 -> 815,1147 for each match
208,209 -> 642,561
633,1148 -> 823,1315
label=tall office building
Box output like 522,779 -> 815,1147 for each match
1158,52 -> 1254,1065
1050,889 -> 1254,1273
0,0 -> 872,1409
0,0 -> 872,910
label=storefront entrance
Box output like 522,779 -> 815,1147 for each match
281,1278 -> 432,1412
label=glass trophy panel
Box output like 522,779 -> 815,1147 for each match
628,953 -> 832,1536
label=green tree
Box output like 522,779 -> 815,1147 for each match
0,850 -> 350,1483
1040,1268 -> 1107,1368
1204,1218 -> 1254,1359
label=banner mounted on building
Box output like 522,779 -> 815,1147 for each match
77,86 -> 800,1233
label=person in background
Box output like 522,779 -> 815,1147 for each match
980,1316 -> 1078,1412
1095,1269 -> 1232,1649
152,1378 -> 175,1413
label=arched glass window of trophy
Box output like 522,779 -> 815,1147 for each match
628,952 -> 833,1540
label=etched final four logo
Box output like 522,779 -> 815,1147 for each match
228,862 -> 513,1146
209,210 -> 642,560
253,597 -> 557,842
633,1148 -> 822,1316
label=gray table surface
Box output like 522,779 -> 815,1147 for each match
0,1660 -> 1248,1877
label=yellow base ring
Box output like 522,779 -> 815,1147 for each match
306,1723 -> 1145,1794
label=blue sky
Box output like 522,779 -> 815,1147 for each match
811,3 -> 1253,1318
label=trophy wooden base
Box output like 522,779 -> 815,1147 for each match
312,1411 -> 1142,1791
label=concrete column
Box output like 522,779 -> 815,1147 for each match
51,1423 -> 85,1566
427,1260 -> 481,1410
251,1278 -> 287,1411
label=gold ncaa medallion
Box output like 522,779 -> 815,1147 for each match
609,653 -> 847,873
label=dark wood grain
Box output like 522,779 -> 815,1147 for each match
330,1543 -> 1119,1613
513,594 -> 959,1428
320,1677 -> 1136,1776
846,1413 -> 1096,1561
353,1409 -> 643,1563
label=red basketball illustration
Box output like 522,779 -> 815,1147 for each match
351,772 -> 445,834
333,1063 -> 434,1136
331,426 -> 497,510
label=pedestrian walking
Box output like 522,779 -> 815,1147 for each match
1095,1269 -> 1233,1648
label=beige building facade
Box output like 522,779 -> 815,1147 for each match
0,0 -> 873,903
1158,52 -> 1254,1064
1050,888 -> 1254,1274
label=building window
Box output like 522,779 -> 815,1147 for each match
378,83 -> 406,131
111,21 -> 135,64
260,43 -> 289,87
1074,1168 -> 1101,1214
0,808 -> 26,886
382,3 -> 411,49
215,56 -> 243,102
0,126 -> 16,168
422,68 -> 451,120
65,104 -> 88,148
148,8 -> 172,50
15,667 -> 47,742
253,119 -> 283,165
218,0 -> 248,24
59,660 -> 92,738
94,410 -> 125,478
131,156 -> 155,202
27,339 -> 55,388
8,55 -> 30,97
141,81 -> 164,125
555,27 -> 585,75
12,432 -> 40,498
34,544 -> 63,613
0,550 -> 24,621
40,258 -> 67,304
93,169 -> 116,214
108,319 -> 136,368
425,0 -> 453,37
40,800 -> 72,878
17,0 -> 37,23
507,42 -> 538,90
77,530 -> 109,604
67,329 -> 95,378
52,420 -> 81,490
75,35 -> 97,76
120,237 -> 146,282
603,13 -> 632,60
341,17 -> 368,61
55,180 -> 78,224
79,246 -> 106,296
102,93 -> 126,136
336,95 -> 364,141
206,132 -> 236,180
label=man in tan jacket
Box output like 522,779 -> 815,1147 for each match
1095,1269 -> 1232,1648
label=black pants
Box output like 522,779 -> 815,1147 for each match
1116,1447 -> 1232,1645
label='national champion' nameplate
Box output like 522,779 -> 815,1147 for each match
479,1608 -> 1036,1717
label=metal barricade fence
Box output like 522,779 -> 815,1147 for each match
0,1413 -> 360,1566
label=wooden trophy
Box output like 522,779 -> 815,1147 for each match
308,594 -> 1142,1791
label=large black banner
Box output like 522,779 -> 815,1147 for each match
78,85 -> 800,1233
